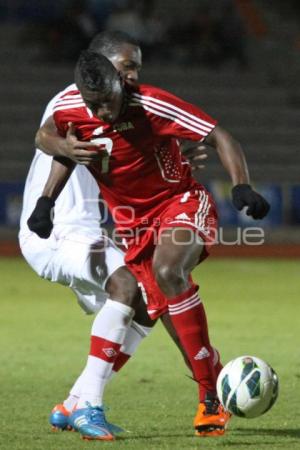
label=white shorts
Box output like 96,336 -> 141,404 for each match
19,231 -> 125,314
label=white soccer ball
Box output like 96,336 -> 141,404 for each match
216,355 -> 279,418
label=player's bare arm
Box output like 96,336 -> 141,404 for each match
36,117 -> 100,165
205,125 -> 249,185
43,157 -> 75,200
205,125 -> 270,219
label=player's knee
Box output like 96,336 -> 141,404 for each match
153,263 -> 186,292
106,267 -> 139,308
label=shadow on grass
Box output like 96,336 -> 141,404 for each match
115,427 -> 300,444
117,432 -> 192,441
234,427 -> 300,439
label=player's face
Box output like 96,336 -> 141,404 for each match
108,44 -> 142,87
81,78 -> 124,124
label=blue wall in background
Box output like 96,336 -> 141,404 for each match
0,182 -> 299,228
0,183 -> 24,227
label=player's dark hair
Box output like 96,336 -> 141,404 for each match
88,31 -> 139,57
74,50 -> 119,93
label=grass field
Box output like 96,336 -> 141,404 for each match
0,257 -> 300,450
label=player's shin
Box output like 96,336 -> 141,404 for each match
57,321 -> 152,416
76,299 -> 135,409
112,321 -> 152,374
167,284 -> 217,401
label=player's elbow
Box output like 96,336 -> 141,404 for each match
35,129 -> 42,150
206,125 -> 239,151
35,128 -> 52,155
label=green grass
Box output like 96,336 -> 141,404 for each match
0,257 -> 300,450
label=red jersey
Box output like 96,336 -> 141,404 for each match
53,84 -> 217,231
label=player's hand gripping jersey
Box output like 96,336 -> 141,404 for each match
54,83 -> 217,230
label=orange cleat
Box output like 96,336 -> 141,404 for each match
193,394 -> 231,437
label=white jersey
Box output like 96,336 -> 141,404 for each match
19,84 -> 102,242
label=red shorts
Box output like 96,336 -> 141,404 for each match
124,186 -> 218,319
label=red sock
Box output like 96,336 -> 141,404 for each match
168,284 -> 217,402
212,347 -> 223,378
196,347 -> 223,401
112,351 -> 130,372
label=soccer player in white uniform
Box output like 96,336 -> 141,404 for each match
20,32 -> 156,440
20,31 -> 212,440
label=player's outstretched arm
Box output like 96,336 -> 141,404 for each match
205,125 -> 270,219
36,117 -> 100,165
27,157 -> 75,238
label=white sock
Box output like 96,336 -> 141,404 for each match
110,321 -> 153,375
63,394 -> 80,412
62,366 -> 89,411
63,321 -> 152,408
76,299 -> 134,409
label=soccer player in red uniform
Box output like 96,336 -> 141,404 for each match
30,51 -> 269,437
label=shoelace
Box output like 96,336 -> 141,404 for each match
85,404 -> 124,433
205,397 -> 220,415
86,406 -> 108,427
78,402 -> 124,434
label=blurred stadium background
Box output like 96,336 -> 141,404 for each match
0,0 -> 300,257
1,3 -> 300,448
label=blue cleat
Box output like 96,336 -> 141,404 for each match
49,404 -> 71,431
69,403 -> 123,441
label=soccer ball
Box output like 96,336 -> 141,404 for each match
216,355 -> 279,418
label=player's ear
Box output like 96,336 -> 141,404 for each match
118,72 -> 125,86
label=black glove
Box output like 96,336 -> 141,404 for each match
27,196 -> 55,238
231,184 -> 270,220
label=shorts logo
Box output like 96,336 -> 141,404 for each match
194,346 -> 210,360
102,347 -> 118,358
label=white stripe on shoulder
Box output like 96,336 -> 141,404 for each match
132,97 -> 212,133
53,103 -> 86,112
60,94 -> 82,100
54,98 -> 84,106
130,101 -> 208,137
132,93 -> 215,129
